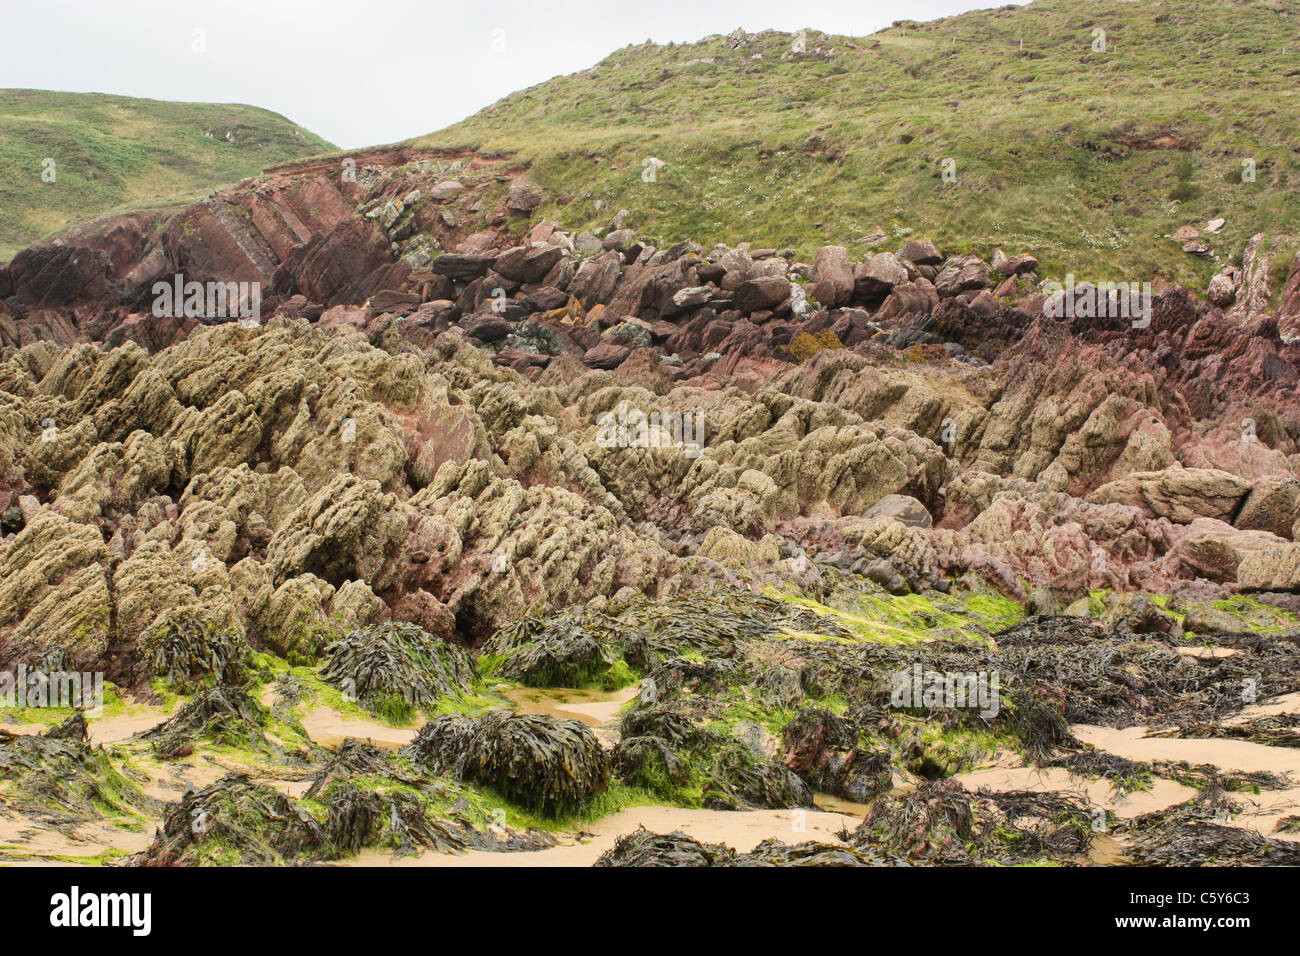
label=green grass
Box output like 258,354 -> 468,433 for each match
0,89 -> 335,260
413,0 -> 1299,287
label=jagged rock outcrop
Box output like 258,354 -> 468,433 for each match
3,165 -> 1299,674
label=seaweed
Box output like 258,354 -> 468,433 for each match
852,779 -> 1094,865
593,828 -> 905,867
0,714 -> 151,821
735,838 -> 906,867
481,604 -> 647,688
143,683 -> 269,757
611,735 -> 689,797
404,710 -> 610,816
320,621 -> 477,716
303,738 -> 408,800
1051,749 -> 1154,795
594,827 -> 736,866
1124,822 -> 1300,866
1151,713 -> 1300,749
131,773 -> 330,866
140,611 -> 248,691
324,784 -> 472,857
702,741 -> 813,810
781,707 -> 892,801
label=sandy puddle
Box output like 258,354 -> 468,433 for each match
813,793 -> 875,819
1072,719 -> 1300,842
499,683 -> 641,726
301,707 -> 419,750
341,804 -> 854,867
499,683 -> 641,748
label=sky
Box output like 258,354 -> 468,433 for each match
2,0 -> 1004,150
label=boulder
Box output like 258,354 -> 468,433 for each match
732,276 -> 792,314
934,256 -> 991,297
900,239 -> 942,266
1235,476 -> 1300,539
863,493 -> 933,529
854,252 -> 909,298
1087,469 -> 1251,524
1238,543 -> 1300,592
809,246 -> 854,308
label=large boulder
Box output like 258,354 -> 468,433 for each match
854,252 -> 909,299
1238,543 -> 1300,592
1087,469 -> 1251,524
1163,518 -> 1287,583
1235,476 -> 1300,539
900,239 -> 942,266
732,276 -> 792,314
810,246 -> 854,308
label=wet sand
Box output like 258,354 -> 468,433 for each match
0,813 -> 154,862
954,765 -> 1198,819
342,804 -> 855,867
500,683 -> 642,747
1,696 -> 173,746
8,678 -> 1300,865
1072,725 -> 1300,777
1071,720 -> 1300,842
88,705 -> 174,745
300,706 -> 418,750
499,683 -> 641,727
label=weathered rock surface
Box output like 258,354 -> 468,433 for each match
2,156 -> 1299,676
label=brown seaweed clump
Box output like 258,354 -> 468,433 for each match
593,827 -> 903,866
0,714 -> 151,822
1124,822 -> 1300,867
851,779 -> 1094,865
481,604 -> 649,688
1117,775 -> 1300,866
404,709 -> 609,816
142,683 -> 269,757
131,773 -> 330,866
139,611 -> 249,691
594,827 -> 736,866
320,621 -> 478,716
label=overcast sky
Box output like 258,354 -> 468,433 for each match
3,0 -> 1001,149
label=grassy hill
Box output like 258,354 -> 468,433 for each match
414,0 -> 1300,286
0,90 -> 336,260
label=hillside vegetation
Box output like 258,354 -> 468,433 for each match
0,89 -> 335,259
415,0 -> 1300,285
